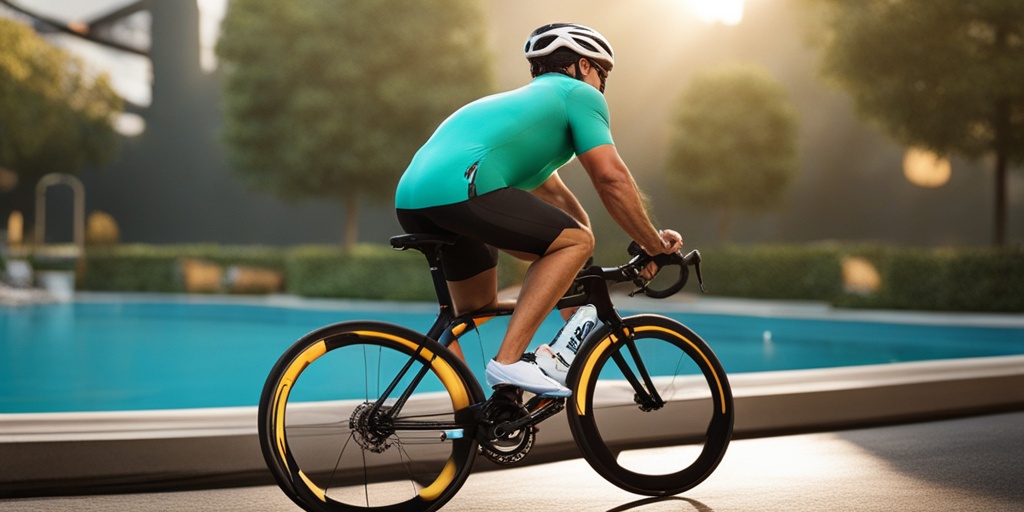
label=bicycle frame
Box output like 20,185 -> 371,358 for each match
260,234 -> 727,509
374,234 -> 668,427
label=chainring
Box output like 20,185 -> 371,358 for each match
478,388 -> 535,465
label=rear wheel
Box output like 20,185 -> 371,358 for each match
258,321 -> 485,512
566,315 -> 733,496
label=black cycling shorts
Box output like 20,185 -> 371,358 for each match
396,188 -> 580,281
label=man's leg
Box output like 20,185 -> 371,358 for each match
445,268 -> 502,362
494,227 -> 594,364
413,188 -> 592,395
447,267 -> 505,317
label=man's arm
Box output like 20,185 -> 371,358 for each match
577,144 -> 681,255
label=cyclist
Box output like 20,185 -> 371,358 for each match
395,23 -> 682,397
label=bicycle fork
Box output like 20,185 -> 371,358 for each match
587,313 -> 667,413
612,336 -> 666,412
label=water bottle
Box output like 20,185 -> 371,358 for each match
534,304 -> 598,386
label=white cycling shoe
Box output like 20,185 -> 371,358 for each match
485,359 -> 571,397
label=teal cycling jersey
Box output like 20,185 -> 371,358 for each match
395,73 -> 614,209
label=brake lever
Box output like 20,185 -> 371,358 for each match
683,250 -> 707,293
626,243 -> 705,297
622,254 -> 649,297
694,259 -> 706,293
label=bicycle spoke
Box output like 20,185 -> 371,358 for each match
259,322 -> 482,511
568,316 -> 732,496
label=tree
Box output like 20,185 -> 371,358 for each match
0,18 -> 122,193
665,63 -> 800,242
806,0 -> 1024,246
216,0 -> 493,248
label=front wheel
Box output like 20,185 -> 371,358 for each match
257,321 -> 486,512
566,315 -> 733,496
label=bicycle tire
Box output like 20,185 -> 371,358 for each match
258,321 -> 486,512
566,314 -> 733,496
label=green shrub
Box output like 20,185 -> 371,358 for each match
80,245 -> 285,293
81,245 -> 183,292
836,245 -> 1024,312
699,245 -> 844,301
285,245 -> 433,300
285,244 -> 528,301
74,242 -> 1021,312
947,247 -> 1024,312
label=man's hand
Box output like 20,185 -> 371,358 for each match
657,229 -> 683,254
639,229 -> 684,281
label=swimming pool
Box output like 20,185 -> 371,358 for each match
2,296 -> 1022,413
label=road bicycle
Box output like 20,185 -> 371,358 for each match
258,233 -> 734,512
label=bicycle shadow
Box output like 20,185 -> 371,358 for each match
606,496 -> 714,512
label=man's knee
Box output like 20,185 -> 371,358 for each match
553,227 -> 595,256
572,227 -> 596,254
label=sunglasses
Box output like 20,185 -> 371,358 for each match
589,59 -> 608,93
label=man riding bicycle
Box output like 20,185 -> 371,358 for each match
395,23 -> 682,397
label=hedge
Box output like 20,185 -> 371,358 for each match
285,245 -> 434,301
698,245 -> 844,301
78,244 -> 526,301
73,243 -> 1023,312
80,245 -> 285,293
832,245 -> 1024,312
285,244 -> 528,301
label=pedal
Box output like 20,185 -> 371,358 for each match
489,385 -> 523,406
523,395 -> 566,425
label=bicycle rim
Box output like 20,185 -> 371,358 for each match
258,321 -> 484,512
567,315 -> 733,496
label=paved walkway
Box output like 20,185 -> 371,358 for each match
3,411 -> 1021,512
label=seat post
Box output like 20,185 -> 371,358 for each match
389,234 -> 458,315
421,247 -> 455,313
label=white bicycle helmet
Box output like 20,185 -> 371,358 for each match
524,23 -> 614,72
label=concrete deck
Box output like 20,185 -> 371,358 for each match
2,411 -> 1021,511
2,354 -> 1022,498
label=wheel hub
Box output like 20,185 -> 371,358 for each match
349,402 -> 395,453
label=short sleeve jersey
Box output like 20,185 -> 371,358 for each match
395,73 -> 614,209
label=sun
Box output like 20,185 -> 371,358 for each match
690,0 -> 746,26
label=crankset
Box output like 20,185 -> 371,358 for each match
476,387 -> 565,465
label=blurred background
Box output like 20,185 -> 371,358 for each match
1,0 -> 1022,311
3,0 -> 1020,248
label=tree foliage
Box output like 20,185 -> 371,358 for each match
806,0 -> 1024,245
216,0 -> 493,247
0,18 -> 122,186
665,63 -> 800,241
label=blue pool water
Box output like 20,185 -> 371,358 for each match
2,298 -> 1022,413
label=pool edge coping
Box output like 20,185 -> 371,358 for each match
3,355 -> 1022,442
2,355 -> 1023,496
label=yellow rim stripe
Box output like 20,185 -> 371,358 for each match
273,340 -> 328,471
419,457 -> 457,501
352,330 -> 471,410
299,470 -> 326,502
575,334 -> 616,415
574,326 -> 728,416
634,325 -> 728,414
271,330 -> 471,503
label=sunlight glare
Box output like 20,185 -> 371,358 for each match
197,0 -> 228,72
903,147 -> 951,188
690,0 -> 745,26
